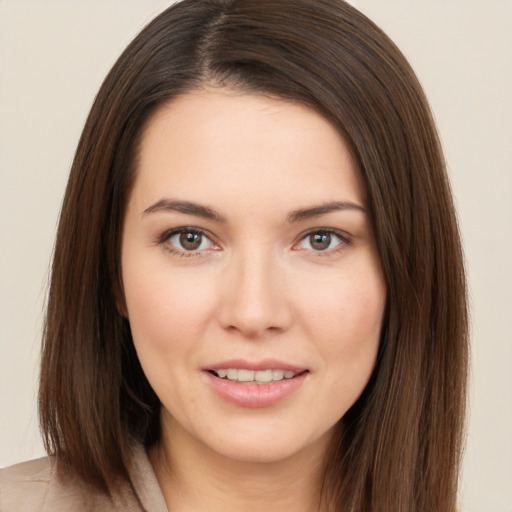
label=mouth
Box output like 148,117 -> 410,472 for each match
203,359 -> 309,406
207,368 -> 308,385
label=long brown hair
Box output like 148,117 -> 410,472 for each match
39,1 -> 468,510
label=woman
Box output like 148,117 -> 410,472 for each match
0,0 -> 468,511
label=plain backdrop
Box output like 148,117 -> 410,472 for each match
1,1 -> 511,511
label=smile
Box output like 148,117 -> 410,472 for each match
210,368 -> 299,384
204,361 -> 309,408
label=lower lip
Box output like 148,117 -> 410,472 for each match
204,371 -> 308,408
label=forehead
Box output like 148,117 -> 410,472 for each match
130,88 -> 364,215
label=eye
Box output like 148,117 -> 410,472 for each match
295,230 -> 347,252
165,228 -> 215,253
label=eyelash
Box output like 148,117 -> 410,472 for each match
294,228 -> 351,256
157,227 -> 218,258
157,227 -> 351,258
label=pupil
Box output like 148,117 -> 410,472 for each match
311,233 -> 331,251
180,231 -> 201,250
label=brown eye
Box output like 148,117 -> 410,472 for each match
167,229 -> 213,253
310,233 -> 332,251
180,231 -> 203,250
295,230 -> 346,253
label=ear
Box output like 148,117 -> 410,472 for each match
113,279 -> 129,318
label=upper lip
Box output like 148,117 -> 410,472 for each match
204,359 -> 307,373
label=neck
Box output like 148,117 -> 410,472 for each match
149,416 -> 330,512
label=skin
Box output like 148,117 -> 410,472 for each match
120,89 -> 387,512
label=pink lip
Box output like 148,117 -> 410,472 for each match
203,360 -> 309,408
204,359 -> 306,373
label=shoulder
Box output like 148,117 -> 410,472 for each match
0,455 -> 141,512
0,456 -> 52,511
0,444 -> 167,512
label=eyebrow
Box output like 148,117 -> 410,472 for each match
143,199 -> 226,222
287,201 -> 367,223
142,198 -> 367,223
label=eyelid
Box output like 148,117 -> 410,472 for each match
156,226 -> 351,257
157,226 -> 220,256
292,228 -> 352,253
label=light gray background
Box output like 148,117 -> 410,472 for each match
1,1 -> 511,511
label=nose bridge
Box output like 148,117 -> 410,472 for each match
219,243 -> 291,336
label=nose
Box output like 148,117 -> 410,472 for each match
217,248 -> 293,338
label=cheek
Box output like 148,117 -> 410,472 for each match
298,263 -> 386,378
121,264 -> 220,410
122,259 -> 218,356
302,264 -> 385,336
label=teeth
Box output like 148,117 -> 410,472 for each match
213,368 -> 299,383
237,369 -> 255,382
272,369 -> 284,380
255,370 -> 273,383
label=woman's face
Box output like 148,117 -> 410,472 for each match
121,89 -> 386,464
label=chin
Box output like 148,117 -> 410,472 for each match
196,422 -> 334,466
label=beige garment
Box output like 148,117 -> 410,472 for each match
0,443 -> 168,512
